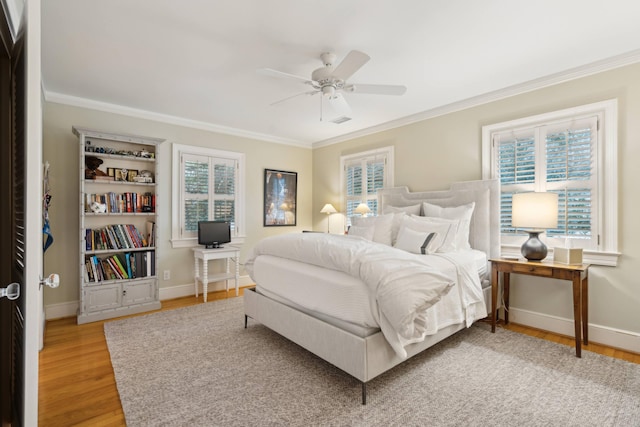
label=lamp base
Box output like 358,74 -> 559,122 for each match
521,231 -> 548,261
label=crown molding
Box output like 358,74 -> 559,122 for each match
43,90 -> 311,149
43,48 -> 640,150
312,48 -> 640,149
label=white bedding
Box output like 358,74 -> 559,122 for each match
245,233 -> 487,358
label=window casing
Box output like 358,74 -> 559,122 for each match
482,100 -> 618,266
172,144 -> 245,248
341,147 -> 394,226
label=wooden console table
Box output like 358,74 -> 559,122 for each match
193,246 -> 240,302
490,258 -> 590,357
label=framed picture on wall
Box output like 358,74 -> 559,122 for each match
264,169 -> 297,226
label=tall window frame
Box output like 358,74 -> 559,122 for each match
482,99 -> 619,266
340,146 -> 394,226
171,143 -> 245,248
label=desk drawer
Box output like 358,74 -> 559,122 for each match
510,263 -> 553,276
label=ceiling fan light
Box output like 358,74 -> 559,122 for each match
322,85 -> 335,97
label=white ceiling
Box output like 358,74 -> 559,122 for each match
41,1 -> 640,148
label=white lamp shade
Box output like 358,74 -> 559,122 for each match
320,203 -> 337,214
354,203 -> 372,215
512,192 -> 558,229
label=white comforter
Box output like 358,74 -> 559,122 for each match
245,233 -> 486,358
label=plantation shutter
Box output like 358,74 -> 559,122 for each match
345,160 -> 363,219
494,116 -> 598,249
212,158 -> 237,229
543,118 -> 596,240
343,150 -> 390,225
181,153 -> 238,237
182,154 -> 209,235
365,156 -> 386,214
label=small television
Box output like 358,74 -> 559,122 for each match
197,220 -> 231,249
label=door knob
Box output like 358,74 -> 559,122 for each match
0,282 -> 19,300
40,273 -> 60,289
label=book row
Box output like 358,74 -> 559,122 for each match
85,191 -> 155,214
84,251 -> 156,283
85,223 -> 154,251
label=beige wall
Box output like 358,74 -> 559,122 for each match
313,62 -> 640,336
43,102 -> 312,307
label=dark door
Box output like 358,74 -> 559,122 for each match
0,5 -> 26,426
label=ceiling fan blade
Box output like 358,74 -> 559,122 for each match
332,50 -> 370,81
345,83 -> 407,96
328,93 -> 352,116
258,68 -> 314,85
270,90 -> 318,106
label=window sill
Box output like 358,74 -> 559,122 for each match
500,245 -> 620,267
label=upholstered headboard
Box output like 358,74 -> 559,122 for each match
377,179 -> 500,259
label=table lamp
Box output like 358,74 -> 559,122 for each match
354,203 -> 371,217
320,203 -> 337,232
511,192 -> 558,261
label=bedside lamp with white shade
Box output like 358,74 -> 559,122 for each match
320,203 -> 337,233
511,192 -> 558,261
354,203 -> 371,217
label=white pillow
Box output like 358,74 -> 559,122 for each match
403,215 -> 458,253
351,213 -> 394,246
382,204 -> 421,216
394,225 -> 438,255
347,225 -> 375,241
422,201 -> 475,250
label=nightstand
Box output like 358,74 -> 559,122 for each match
489,258 -> 590,358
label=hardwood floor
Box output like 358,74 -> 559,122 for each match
38,289 -> 640,426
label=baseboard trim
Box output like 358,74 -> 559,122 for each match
44,275 -> 255,320
509,308 -> 640,354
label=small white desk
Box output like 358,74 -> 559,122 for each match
192,246 -> 240,302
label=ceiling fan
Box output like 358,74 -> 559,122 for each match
259,50 -> 407,119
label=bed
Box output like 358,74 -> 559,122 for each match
244,179 -> 500,404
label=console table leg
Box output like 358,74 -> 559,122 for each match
491,263 -> 498,333
572,273 -> 582,358
194,257 -> 199,298
203,260 -> 209,303
235,255 -> 240,296
582,273 -> 589,345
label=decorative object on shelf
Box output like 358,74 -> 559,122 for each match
354,203 -> 371,217
85,155 -> 109,179
264,169 -> 297,226
554,247 -> 583,265
134,170 -> 154,183
512,192 -> 558,261
320,203 -> 337,233
90,201 -> 107,213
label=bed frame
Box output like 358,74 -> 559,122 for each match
244,179 -> 500,404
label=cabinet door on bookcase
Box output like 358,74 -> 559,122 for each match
75,126 -> 164,324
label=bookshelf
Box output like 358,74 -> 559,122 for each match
74,126 -> 165,324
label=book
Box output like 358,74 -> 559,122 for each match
112,254 -> 129,279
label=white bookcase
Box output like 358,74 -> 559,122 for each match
74,126 -> 165,324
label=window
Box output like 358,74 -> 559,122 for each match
482,100 -> 618,265
172,144 -> 245,248
341,147 -> 394,225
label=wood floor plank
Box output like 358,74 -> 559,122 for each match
38,287 -> 639,426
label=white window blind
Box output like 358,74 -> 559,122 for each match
493,117 -> 598,250
172,143 -> 245,247
182,153 -> 237,237
341,147 -> 393,226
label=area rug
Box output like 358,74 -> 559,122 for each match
104,297 -> 640,426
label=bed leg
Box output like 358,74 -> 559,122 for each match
244,315 -> 248,329
361,382 -> 367,405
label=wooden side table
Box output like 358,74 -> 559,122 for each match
193,246 -> 240,302
489,258 -> 590,357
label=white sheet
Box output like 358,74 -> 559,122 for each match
246,233 -> 487,359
